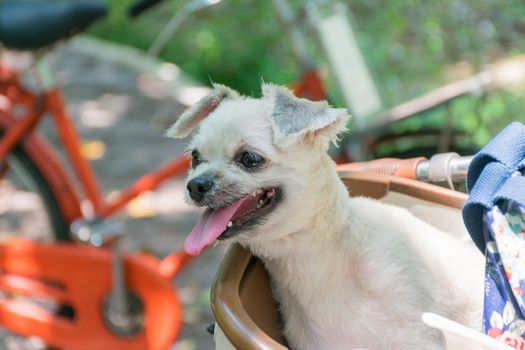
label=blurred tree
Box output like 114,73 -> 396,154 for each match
89,0 -> 525,150
89,0 -> 298,95
90,0 -> 525,102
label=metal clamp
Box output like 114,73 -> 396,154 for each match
416,152 -> 474,189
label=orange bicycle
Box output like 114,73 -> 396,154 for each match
0,1 -> 197,349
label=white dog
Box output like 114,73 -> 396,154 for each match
167,83 -> 484,350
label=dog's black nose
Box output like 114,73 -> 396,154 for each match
187,176 -> 214,201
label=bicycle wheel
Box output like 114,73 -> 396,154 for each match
0,133 -> 69,242
0,129 -> 70,350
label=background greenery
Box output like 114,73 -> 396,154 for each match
89,0 -> 525,156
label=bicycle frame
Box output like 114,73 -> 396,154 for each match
0,57 -> 191,220
0,54 -> 194,349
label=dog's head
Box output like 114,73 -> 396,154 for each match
166,83 -> 349,255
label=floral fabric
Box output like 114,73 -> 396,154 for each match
484,199 -> 525,349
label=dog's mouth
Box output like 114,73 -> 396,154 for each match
184,187 -> 282,255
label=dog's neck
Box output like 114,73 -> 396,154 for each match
244,152 -> 358,308
246,152 -> 351,263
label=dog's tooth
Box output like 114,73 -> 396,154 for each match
227,221 -> 232,227
259,199 -> 264,206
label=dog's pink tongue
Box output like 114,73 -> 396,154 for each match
184,196 -> 251,255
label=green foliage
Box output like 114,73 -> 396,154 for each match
89,0 -> 525,153
349,0 -> 525,105
90,0 -> 525,99
89,0 -> 298,94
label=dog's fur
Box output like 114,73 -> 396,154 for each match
167,84 -> 484,350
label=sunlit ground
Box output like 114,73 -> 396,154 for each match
0,180 -> 53,242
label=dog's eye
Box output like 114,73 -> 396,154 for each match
191,150 -> 201,168
239,151 -> 264,169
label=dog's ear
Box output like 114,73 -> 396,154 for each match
262,84 -> 350,147
166,84 -> 240,138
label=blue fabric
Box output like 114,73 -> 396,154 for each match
463,122 -> 525,253
461,122 -> 525,349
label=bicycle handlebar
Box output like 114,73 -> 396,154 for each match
337,153 -> 474,183
128,0 -> 166,17
337,157 -> 426,180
